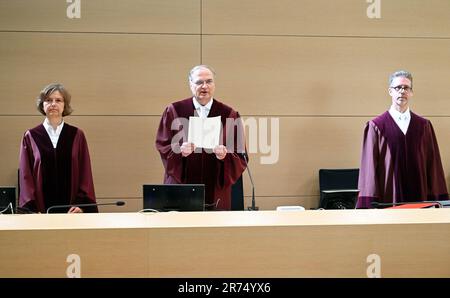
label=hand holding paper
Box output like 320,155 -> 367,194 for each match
180,142 -> 196,157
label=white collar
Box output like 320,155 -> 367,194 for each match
43,118 -> 64,133
389,106 -> 410,121
192,97 -> 213,112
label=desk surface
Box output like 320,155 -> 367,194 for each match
1,209 -> 450,277
2,208 -> 450,230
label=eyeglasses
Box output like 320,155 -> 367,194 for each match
390,85 -> 412,92
44,98 -> 64,104
192,79 -> 214,86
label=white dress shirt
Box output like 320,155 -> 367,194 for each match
43,118 -> 64,148
389,106 -> 411,135
193,97 -> 213,118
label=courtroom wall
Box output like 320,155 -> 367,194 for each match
1,0 -> 449,211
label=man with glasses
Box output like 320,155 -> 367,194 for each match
155,65 -> 246,210
357,70 -> 448,208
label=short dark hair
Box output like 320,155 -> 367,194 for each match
36,83 -> 73,116
389,70 -> 413,88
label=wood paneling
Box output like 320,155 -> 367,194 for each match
1,0 -> 449,212
0,0 -> 200,34
1,229 -> 149,277
202,35 -> 450,116
203,0 -> 450,37
0,32 -> 200,115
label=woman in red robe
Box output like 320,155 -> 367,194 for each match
19,83 -> 97,213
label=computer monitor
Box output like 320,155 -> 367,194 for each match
143,184 -> 205,212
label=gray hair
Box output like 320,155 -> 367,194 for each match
389,70 -> 413,88
188,65 -> 216,82
36,83 -> 73,116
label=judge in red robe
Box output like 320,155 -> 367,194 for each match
155,65 -> 247,210
19,83 -> 97,213
357,71 -> 448,208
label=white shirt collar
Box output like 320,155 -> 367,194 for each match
43,118 -> 64,148
192,97 -> 213,118
43,118 -> 64,133
389,106 -> 411,135
389,106 -> 410,121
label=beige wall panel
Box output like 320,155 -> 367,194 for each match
203,0 -> 450,37
0,0 -> 200,34
243,117 -> 364,198
67,116 -> 164,198
0,32 -> 199,115
203,35 -> 450,116
2,116 -> 449,204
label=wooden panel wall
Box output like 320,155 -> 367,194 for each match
1,1 -> 449,211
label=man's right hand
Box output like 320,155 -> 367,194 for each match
180,142 -> 196,157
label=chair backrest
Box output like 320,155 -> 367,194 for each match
231,175 -> 244,210
318,168 -> 359,209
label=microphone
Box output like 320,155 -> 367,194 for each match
242,152 -> 258,211
46,201 -> 125,214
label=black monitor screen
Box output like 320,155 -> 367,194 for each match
143,184 -> 205,212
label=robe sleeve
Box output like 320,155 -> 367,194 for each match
155,105 -> 185,183
18,131 -> 41,212
357,121 -> 380,208
72,129 -> 98,212
425,121 -> 449,200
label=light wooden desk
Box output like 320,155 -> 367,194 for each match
1,209 -> 449,277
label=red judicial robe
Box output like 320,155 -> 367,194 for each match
19,123 -> 97,213
357,111 -> 448,208
155,97 -> 247,210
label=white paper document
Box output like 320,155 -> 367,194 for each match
188,116 -> 221,149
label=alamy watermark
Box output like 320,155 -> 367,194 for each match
169,117 -> 279,165
366,0 -> 381,19
66,0 -> 81,19
366,253 -> 381,278
66,253 -> 81,278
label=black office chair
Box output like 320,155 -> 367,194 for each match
231,175 -> 244,210
318,168 -> 359,209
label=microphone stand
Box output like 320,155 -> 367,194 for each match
46,201 -> 125,213
243,153 -> 258,211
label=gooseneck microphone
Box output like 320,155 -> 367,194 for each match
46,201 -> 125,214
242,152 -> 258,211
